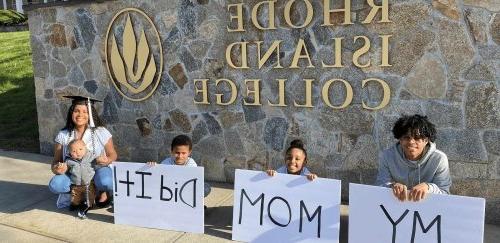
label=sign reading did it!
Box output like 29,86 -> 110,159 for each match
112,162 -> 204,233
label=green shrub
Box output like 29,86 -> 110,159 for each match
0,10 -> 27,26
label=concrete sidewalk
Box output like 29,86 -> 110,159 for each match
0,150 -> 498,242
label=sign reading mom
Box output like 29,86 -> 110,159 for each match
232,169 -> 341,243
112,162 -> 204,233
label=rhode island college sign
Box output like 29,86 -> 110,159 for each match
105,8 -> 163,101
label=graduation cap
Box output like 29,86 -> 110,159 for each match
63,95 -> 102,104
63,95 -> 102,128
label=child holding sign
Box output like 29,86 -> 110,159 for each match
148,135 -> 211,197
266,139 -> 318,181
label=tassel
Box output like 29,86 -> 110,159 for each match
87,97 -> 95,128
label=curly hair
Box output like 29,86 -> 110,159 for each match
63,100 -> 104,131
392,114 -> 437,142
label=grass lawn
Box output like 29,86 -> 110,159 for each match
0,31 -> 39,152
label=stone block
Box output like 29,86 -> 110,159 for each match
192,136 -> 226,182
48,24 -> 67,47
264,117 -> 289,151
44,89 -> 53,99
136,118 -> 152,137
218,110 -> 245,129
364,1 -> 431,34
169,108 -> 192,133
30,36 -> 49,78
138,129 -> 166,150
389,26 -> 435,76
80,59 -> 94,81
223,155 -> 246,183
445,80 -> 466,103
179,47 -> 201,72
199,19 -> 221,42
75,8 -> 97,52
49,58 -> 67,79
202,113 -> 222,135
178,0 -> 197,39
130,148 -> 157,162
483,131 -> 500,156
375,115 -> 400,150
169,63 -> 188,89
192,121 -> 208,145
405,53 -> 447,99
463,0 -> 500,12
344,135 -> 378,170
437,129 -> 488,163
325,153 -> 346,170
306,125 -> 345,156
159,75 -> 178,95
478,44 -> 500,61
433,0 -> 460,20
151,114 -> 162,130
318,105 -> 374,136
109,124 -> 140,149
202,59 -> 225,79
223,128 -> 244,155
464,62 -> 496,81
465,82 -> 500,128
163,118 -> 174,132
464,7 -> 491,44
492,13 -> 500,45
102,94 -> 118,124
450,161 -> 490,179
243,102 -> 266,123
437,18 -> 474,78
425,101 -> 464,128
189,40 -> 211,59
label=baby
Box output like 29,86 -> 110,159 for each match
65,139 -> 95,218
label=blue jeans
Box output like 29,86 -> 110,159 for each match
49,167 -> 113,194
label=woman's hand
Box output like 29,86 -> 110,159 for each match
306,173 -> 318,181
52,162 -> 68,175
266,169 -> 277,177
409,183 -> 429,202
147,161 -> 157,166
392,182 -> 408,201
96,154 -> 111,166
96,138 -> 118,166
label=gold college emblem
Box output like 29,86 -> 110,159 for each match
105,8 -> 163,101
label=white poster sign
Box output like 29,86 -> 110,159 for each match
112,162 -> 204,233
232,169 -> 341,243
349,183 -> 485,243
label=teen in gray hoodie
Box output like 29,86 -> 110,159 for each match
375,114 -> 452,202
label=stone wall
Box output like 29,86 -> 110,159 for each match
27,0 -> 499,224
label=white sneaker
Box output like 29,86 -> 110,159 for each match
56,193 -> 71,209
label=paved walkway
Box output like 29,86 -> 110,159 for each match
0,150 -> 498,242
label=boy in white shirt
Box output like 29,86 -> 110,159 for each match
148,135 -> 210,197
